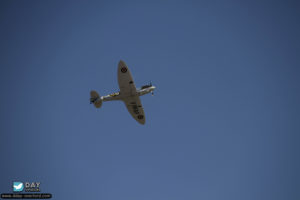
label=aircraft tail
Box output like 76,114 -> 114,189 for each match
90,90 -> 102,108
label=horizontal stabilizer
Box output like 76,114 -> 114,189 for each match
90,90 -> 102,108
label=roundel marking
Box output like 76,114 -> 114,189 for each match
138,115 -> 144,119
121,67 -> 127,73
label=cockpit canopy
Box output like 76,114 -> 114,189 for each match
141,85 -> 151,89
109,92 -> 120,97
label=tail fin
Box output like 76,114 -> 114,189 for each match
90,90 -> 102,108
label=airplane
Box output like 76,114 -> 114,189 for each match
90,60 -> 156,125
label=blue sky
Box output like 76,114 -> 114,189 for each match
0,1 -> 299,199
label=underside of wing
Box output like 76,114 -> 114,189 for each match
118,60 -> 137,96
123,96 -> 145,125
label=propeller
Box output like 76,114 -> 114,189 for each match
150,81 -> 154,96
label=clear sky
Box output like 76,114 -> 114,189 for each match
0,0 -> 299,199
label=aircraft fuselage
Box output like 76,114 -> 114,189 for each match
101,86 -> 155,102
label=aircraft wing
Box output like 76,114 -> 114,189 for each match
118,60 -> 137,96
123,96 -> 146,125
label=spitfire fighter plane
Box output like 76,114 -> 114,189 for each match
90,60 -> 156,124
